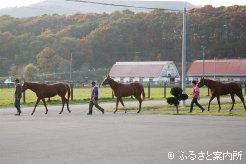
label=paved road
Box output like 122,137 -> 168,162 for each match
0,103 -> 246,164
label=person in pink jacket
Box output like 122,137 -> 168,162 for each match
189,80 -> 205,113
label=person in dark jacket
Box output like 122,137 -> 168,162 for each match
14,78 -> 22,116
87,81 -> 104,115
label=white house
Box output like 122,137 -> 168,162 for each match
108,61 -> 180,84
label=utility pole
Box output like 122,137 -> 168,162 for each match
201,46 -> 206,77
214,57 -> 216,80
70,53 -> 72,82
181,8 -> 187,106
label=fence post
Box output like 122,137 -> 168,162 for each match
148,82 -> 150,98
70,83 -> 74,101
164,82 -> 166,98
23,91 -> 26,104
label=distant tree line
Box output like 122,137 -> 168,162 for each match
0,5 -> 245,81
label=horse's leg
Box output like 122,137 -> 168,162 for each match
208,95 -> 216,111
59,97 -> 65,114
134,95 -> 142,113
235,92 -> 246,111
114,98 -> 120,114
119,98 -> 126,113
66,98 -> 71,113
32,98 -> 40,115
229,93 -> 235,112
41,98 -> 48,114
137,99 -> 142,114
216,95 -> 221,112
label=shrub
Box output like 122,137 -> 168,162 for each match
166,86 -> 188,113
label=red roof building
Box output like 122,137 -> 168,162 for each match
187,59 -> 246,81
109,61 -> 179,83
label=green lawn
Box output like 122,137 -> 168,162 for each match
108,102 -> 246,117
0,86 -> 210,107
1,86 -> 246,117
144,103 -> 246,116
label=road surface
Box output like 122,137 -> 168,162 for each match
0,99 -> 245,164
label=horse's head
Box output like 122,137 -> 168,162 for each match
22,81 -> 29,92
197,77 -> 205,88
101,75 -> 111,86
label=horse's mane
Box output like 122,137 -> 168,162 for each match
26,81 -> 44,84
26,82 -> 63,86
26,82 -> 47,87
204,79 -> 228,85
204,78 -> 216,83
108,77 -> 121,89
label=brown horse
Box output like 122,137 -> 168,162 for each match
101,75 -> 145,113
198,78 -> 246,112
22,82 -> 71,115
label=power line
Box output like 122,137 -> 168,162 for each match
2,0 -> 185,17
23,6 -> 80,14
66,0 -> 182,12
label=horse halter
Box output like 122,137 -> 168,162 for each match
22,82 -> 28,92
200,79 -> 206,86
102,76 -> 110,86
203,79 -> 207,85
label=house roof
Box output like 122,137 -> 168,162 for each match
109,61 -> 174,78
187,59 -> 246,76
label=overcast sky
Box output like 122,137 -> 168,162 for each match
0,0 -> 245,9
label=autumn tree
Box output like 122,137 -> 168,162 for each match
23,64 -> 39,81
36,47 -> 62,73
1,6 -> 246,80
8,64 -> 18,78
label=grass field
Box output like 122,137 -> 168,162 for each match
1,86 -> 246,116
0,86 -> 211,107
137,103 -> 246,117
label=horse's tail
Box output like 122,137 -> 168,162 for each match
141,85 -> 145,100
65,84 -> 70,101
232,83 -> 243,94
239,84 -> 243,94
237,83 -> 243,95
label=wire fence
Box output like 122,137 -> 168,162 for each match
1,81 -> 246,103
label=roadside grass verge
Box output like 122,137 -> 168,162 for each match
104,102 -> 246,117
